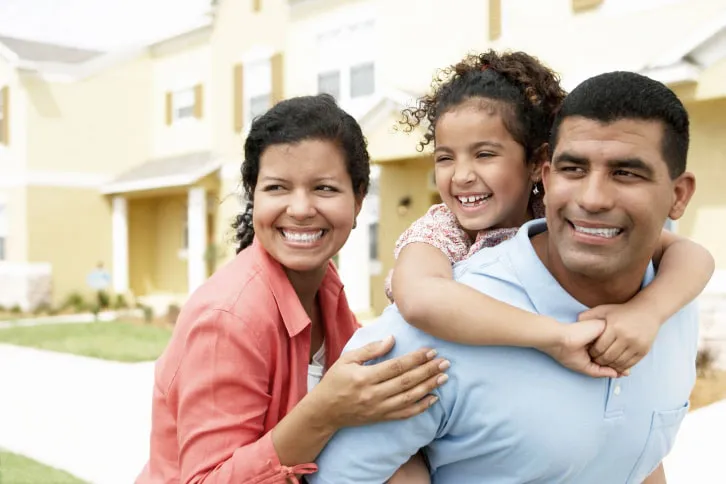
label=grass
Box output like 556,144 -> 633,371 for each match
690,370 -> 726,411
0,451 -> 87,483
0,321 -> 173,362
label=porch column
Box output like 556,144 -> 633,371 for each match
337,199 -> 372,318
187,187 -> 208,293
111,196 -> 129,294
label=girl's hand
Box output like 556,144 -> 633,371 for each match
311,335 -> 450,430
579,303 -> 661,375
541,319 -> 620,379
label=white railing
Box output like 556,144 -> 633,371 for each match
0,261 -> 52,311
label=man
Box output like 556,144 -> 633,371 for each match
309,71 -> 698,484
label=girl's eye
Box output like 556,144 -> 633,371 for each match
435,156 -> 452,163
476,152 -> 495,158
316,185 -> 338,192
263,184 -> 284,191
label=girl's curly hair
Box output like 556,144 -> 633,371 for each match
400,50 -> 566,163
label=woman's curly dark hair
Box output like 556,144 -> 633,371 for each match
400,50 -> 566,164
232,93 -> 371,253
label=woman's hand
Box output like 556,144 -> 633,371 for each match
311,335 -> 450,430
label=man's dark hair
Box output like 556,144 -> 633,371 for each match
549,71 -> 689,178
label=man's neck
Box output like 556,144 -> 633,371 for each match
530,231 -> 647,308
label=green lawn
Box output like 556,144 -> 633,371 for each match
0,451 -> 87,483
0,321 -> 173,362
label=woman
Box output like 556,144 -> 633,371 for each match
136,94 -> 449,483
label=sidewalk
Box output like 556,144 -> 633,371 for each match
0,342 -> 724,483
0,344 -> 154,484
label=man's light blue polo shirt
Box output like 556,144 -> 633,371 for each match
310,219 -> 698,484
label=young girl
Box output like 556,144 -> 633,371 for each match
137,95 -> 440,483
389,51 -> 714,376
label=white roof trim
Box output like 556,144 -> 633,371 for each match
3,18 -> 212,82
100,158 -> 223,195
651,10 -> 726,68
639,61 -> 701,85
358,89 -> 418,131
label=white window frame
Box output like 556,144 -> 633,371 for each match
316,19 -> 376,115
172,86 -> 197,123
241,46 -> 274,133
0,203 -> 7,261
0,87 -> 6,147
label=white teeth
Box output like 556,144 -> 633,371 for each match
456,194 -> 490,206
282,230 -> 324,243
573,225 -> 622,238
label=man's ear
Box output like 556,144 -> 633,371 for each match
668,172 -> 696,220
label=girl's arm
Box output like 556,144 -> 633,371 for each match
583,230 -> 714,372
392,243 -> 617,378
392,242 -> 562,349
636,229 -> 714,319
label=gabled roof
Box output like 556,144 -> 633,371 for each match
638,10 -> 726,84
0,35 -> 104,64
101,151 -> 222,195
0,17 -> 212,82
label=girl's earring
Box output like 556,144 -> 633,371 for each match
532,184 -> 540,196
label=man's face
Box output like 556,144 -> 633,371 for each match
543,117 -> 695,281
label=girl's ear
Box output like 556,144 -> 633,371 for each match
530,143 -> 549,183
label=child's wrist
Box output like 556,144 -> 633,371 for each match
532,316 -> 566,352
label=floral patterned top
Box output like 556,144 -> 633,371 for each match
384,196 -> 545,301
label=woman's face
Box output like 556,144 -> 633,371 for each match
253,139 -> 362,276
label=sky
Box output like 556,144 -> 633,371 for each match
0,0 -> 212,51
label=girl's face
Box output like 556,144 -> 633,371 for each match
253,139 -> 362,277
433,99 -> 540,235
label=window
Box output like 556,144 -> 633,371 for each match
318,71 -> 341,100
173,88 -> 196,121
245,58 -> 272,127
350,62 -> 375,98
0,204 -> 7,261
316,20 -> 376,110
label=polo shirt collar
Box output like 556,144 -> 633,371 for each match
506,219 -> 655,320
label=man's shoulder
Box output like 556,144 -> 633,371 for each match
344,305 -> 443,360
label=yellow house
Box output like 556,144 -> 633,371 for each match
0,35 -> 154,309
2,0 -> 725,320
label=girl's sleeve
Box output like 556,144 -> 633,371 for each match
384,204 -> 471,302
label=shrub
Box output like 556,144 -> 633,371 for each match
167,304 -> 181,325
697,345 -> 720,378
113,294 -> 129,310
62,292 -> 86,313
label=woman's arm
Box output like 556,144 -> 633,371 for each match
173,310 -> 447,483
391,243 -> 617,378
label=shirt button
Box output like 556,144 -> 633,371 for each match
614,385 -> 622,396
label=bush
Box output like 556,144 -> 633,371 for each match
10,305 -> 22,314
97,290 -> 111,310
697,345 -> 720,378
62,292 -> 87,313
113,294 -> 129,310
33,302 -> 53,316
167,304 -> 181,325
141,305 -> 154,324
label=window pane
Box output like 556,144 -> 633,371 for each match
318,71 -> 341,100
368,222 -> 378,261
246,59 -> 272,97
350,62 -> 375,98
249,93 -> 271,121
173,88 -> 196,120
